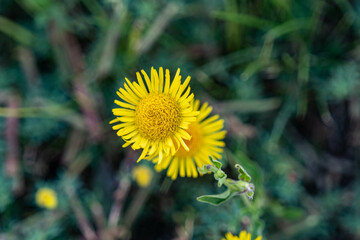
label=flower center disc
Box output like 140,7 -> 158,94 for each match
175,122 -> 203,157
135,93 -> 181,141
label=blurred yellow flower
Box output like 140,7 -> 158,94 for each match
110,67 -> 199,163
35,187 -> 58,210
152,99 -> 226,180
222,231 -> 262,240
132,165 -> 153,187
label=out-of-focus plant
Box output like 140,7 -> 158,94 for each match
35,187 -> 58,209
132,165 -> 153,188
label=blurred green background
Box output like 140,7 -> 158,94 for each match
0,0 -> 359,239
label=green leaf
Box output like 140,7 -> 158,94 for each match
197,189 -> 235,206
213,11 -> 275,30
0,16 -> 35,46
235,164 -> 251,182
265,19 -> 311,41
209,156 -> 222,169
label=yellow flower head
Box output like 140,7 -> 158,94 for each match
132,165 -> 153,187
35,187 -> 58,210
222,231 -> 262,240
110,67 -> 199,163
152,99 -> 226,180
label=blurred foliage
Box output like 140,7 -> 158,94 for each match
0,0 -> 360,239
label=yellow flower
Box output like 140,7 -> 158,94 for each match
152,99 -> 226,180
132,165 -> 153,187
110,67 -> 199,163
222,231 -> 262,240
35,187 -> 58,210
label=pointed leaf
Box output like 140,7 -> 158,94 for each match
197,189 -> 235,206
